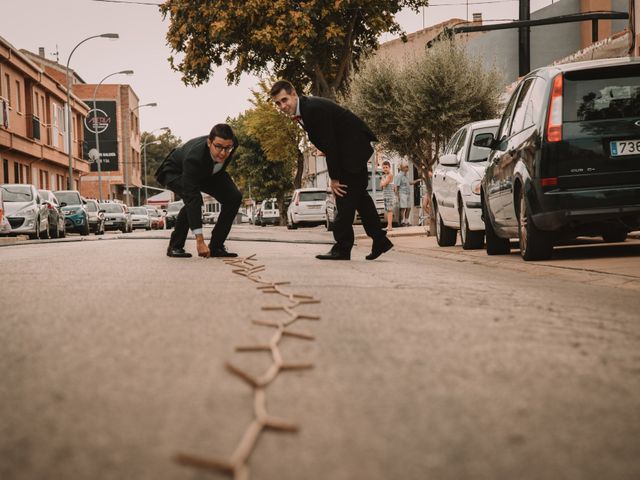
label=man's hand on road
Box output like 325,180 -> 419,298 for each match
195,235 -> 210,258
330,179 -> 348,197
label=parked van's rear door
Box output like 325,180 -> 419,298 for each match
557,64 -> 640,189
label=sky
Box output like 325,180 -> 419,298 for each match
2,0 -> 554,142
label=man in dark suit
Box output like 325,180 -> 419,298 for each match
270,80 -> 393,260
155,123 -> 242,258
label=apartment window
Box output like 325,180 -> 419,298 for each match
3,74 -> 10,105
52,102 -> 65,149
2,159 -> 8,183
13,162 -> 19,183
39,169 -> 49,189
15,80 -> 21,113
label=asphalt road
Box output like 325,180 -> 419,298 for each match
1,226 -> 639,480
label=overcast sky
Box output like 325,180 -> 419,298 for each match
3,0 -> 553,142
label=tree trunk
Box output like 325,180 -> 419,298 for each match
294,150 -> 304,189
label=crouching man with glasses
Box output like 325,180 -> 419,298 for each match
155,123 -> 242,258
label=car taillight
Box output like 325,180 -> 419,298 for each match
540,177 -> 558,187
46,203 -> 55,210
546,73 -> 563,143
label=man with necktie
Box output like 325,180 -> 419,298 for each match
270,80 -> 393,261
155,123 -> 242,258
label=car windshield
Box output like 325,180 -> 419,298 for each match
565,73 -> 640,122
468,126 -> 499,162
299,191 -> 327,202
55,191 -> 81,205
130,207 -> 147,214
100,203 -> 124,213
85,202 -> 98,212
147,209 -> 159,217
1,185 -> 32,202
38,190 -> 53,202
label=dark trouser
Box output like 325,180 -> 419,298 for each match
167,171 -> 242,250
333,168 -> 387,254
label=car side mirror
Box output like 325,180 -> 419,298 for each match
473,132 -> 495,148
60,202 -> 67,207
99,209 -> 106,214
438,153 -> 459,166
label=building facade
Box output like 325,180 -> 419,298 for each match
21,48 -> 142,204
0,36 -> 90,191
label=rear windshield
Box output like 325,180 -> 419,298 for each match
100,203 -> 124,213
55,191 -> 82,205
130,207 -> 147,214
85,202 -> 98,212
1,185 -> 32,202
299,191 -> 326,202
565,71 -> 640,122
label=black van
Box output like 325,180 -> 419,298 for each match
479,57 -> 640,260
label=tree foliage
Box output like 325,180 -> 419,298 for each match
161,0 -> 429,98
227,113 -> 294,224
346,39 -> 502,180
140,128 -> 182,191
345,39 -> 502,233
244,80 -> 307,190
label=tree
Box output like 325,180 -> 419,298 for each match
244,80 -> 307,190
140,128 -> 182,192
345,39 -> 502,232
227,113 -> 294,225
161,0 -> 429,99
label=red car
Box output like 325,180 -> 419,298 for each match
146,207 -> 165,229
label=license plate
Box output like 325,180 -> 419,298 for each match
308,205 -> 321,209
610,139 -> 640,157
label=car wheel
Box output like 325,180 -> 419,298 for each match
435,203 -> 457,247
50,219 -> 59,239
40,218 -> 50,239
602,229 -> 627,243
483,201 -> 510,255
287,215 -> 298,230
518,189 -> 553,261
59,223 -> 66,238
459,205 -> 484,250
80,220 -> 90,236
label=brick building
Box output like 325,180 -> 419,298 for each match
21,49 -> 142,204
0,36 -> 90,191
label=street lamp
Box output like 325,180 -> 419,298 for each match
65,33 -> 119,190
142,126 -> 169,205
125,102 -> 158,205
92,69 -> 134,202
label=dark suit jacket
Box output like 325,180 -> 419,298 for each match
154,135 -> 236,230
299,96 -> 377,179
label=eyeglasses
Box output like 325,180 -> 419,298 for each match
211,143 -> 234,154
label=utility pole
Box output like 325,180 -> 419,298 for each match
519,0 -> 531,76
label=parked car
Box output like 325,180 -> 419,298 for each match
480,57 -> 640,261
54,190 -> 90,236
287,188 -> 327,229
258,198 -> 279,226
83,199 -> 105,235
0,188 -> 11,234
129,206 -> 152,230
146,207 -> 164,229
100,202 -> 132,233
38,189 -> 67,238
0,184 -> 48,239
432,119 -> 500,249
165,200 -> 184,229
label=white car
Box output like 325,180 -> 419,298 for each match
287,188 -> 327,229
258,198 -> 279,226
432,119 -> 500,249
0,184 -> 49,239
129,206 -> 151,230
0,188 -> 12,234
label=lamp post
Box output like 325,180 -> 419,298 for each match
126,103 -> 158,206
65,33 -> 119,190
92,69 -> 134,202
141,126 -> 169,205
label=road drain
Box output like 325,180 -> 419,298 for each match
174,254 -> 320,480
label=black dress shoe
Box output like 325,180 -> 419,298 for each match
316,250 -> 351,260
210,246 -> 238,257
365,238 -> 393,260
167,247 -> 192,258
